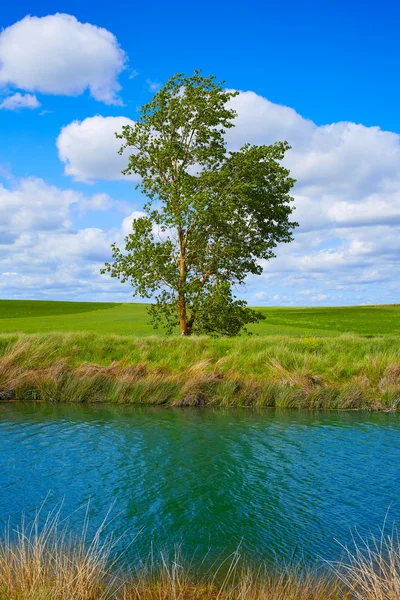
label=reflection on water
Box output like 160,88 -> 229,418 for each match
0,404 -> 399,565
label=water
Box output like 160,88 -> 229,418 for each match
0,403 -> 399,567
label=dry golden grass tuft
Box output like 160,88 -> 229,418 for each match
380,363 -> 400,387
120,564 -> 343,600
265,357 -> 323,393
333,526 -> 400,600
0,507 -> 115,600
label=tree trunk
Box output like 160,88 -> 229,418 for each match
178,290 -> 190,335
180,322 -> 190,335
178,226 -> 192,335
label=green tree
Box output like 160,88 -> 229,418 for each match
102,71 -> 297,336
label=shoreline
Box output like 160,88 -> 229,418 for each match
1,332 -> 400,410
2,401 -> 398,412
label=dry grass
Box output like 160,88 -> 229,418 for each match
120,561 -> 343,600
0,507 -> 116,600
1,509 -> 400,599
333,526 -> 400,600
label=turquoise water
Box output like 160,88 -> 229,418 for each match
0,404 -> 399,566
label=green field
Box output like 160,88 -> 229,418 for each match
1,299 -> 400,337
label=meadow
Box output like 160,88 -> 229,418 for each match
1,299 -> 400,337
0,299 -> 400,409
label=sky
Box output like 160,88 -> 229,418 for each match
1,0 -> 400,306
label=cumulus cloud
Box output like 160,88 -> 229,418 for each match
0,176 -> 128,234
57,116 -> 137,182
0,177 -> 134,301
227,91 -> 313,149
0,228 -> 129,301
0,14 -> 126,104
0,177 -> 79,232
58,92 -> 400,232
0,92 -> 40,111
228,91 -> 400,219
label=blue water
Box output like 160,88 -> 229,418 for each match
0,404 -> 399,566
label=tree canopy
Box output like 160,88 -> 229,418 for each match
102,71 -> 297,336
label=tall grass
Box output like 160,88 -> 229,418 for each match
0,507 -> 116,600
1,332 -> 400,409
333,526 -> 400,599
1,509 -> 400,599
121,562 -> 342,600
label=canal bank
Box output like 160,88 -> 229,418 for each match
1,332 -> 400,409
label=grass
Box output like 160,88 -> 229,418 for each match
0,301 -> 152,337
1,299 -> 400,337
1,332 -> 400,409
1,507 -> 400,599
0,300 -> 118,320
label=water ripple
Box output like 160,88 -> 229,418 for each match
0,404 -> 399,565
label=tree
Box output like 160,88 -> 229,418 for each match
102,71 -> 297,336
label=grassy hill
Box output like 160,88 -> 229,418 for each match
0,299 -> 399,337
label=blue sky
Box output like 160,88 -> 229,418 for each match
1,1 -> 399,305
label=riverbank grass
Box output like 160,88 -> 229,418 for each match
1,332 -> 400,409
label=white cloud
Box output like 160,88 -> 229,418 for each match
34,229 -> 115,263
0,92 -> 40,111
227,91 -> 313,149
228,91 -> 400,208
0,177 -> 135,301
122,211 -> 146,236
57,116 -> 137,182
0,177 -> 78,232
0,177 -> 125,234
146,78 -> 160,92
0,14 -> 126,104
327,196 -> 400,227
78,193 -> 114,213
58,92 -> 400,233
